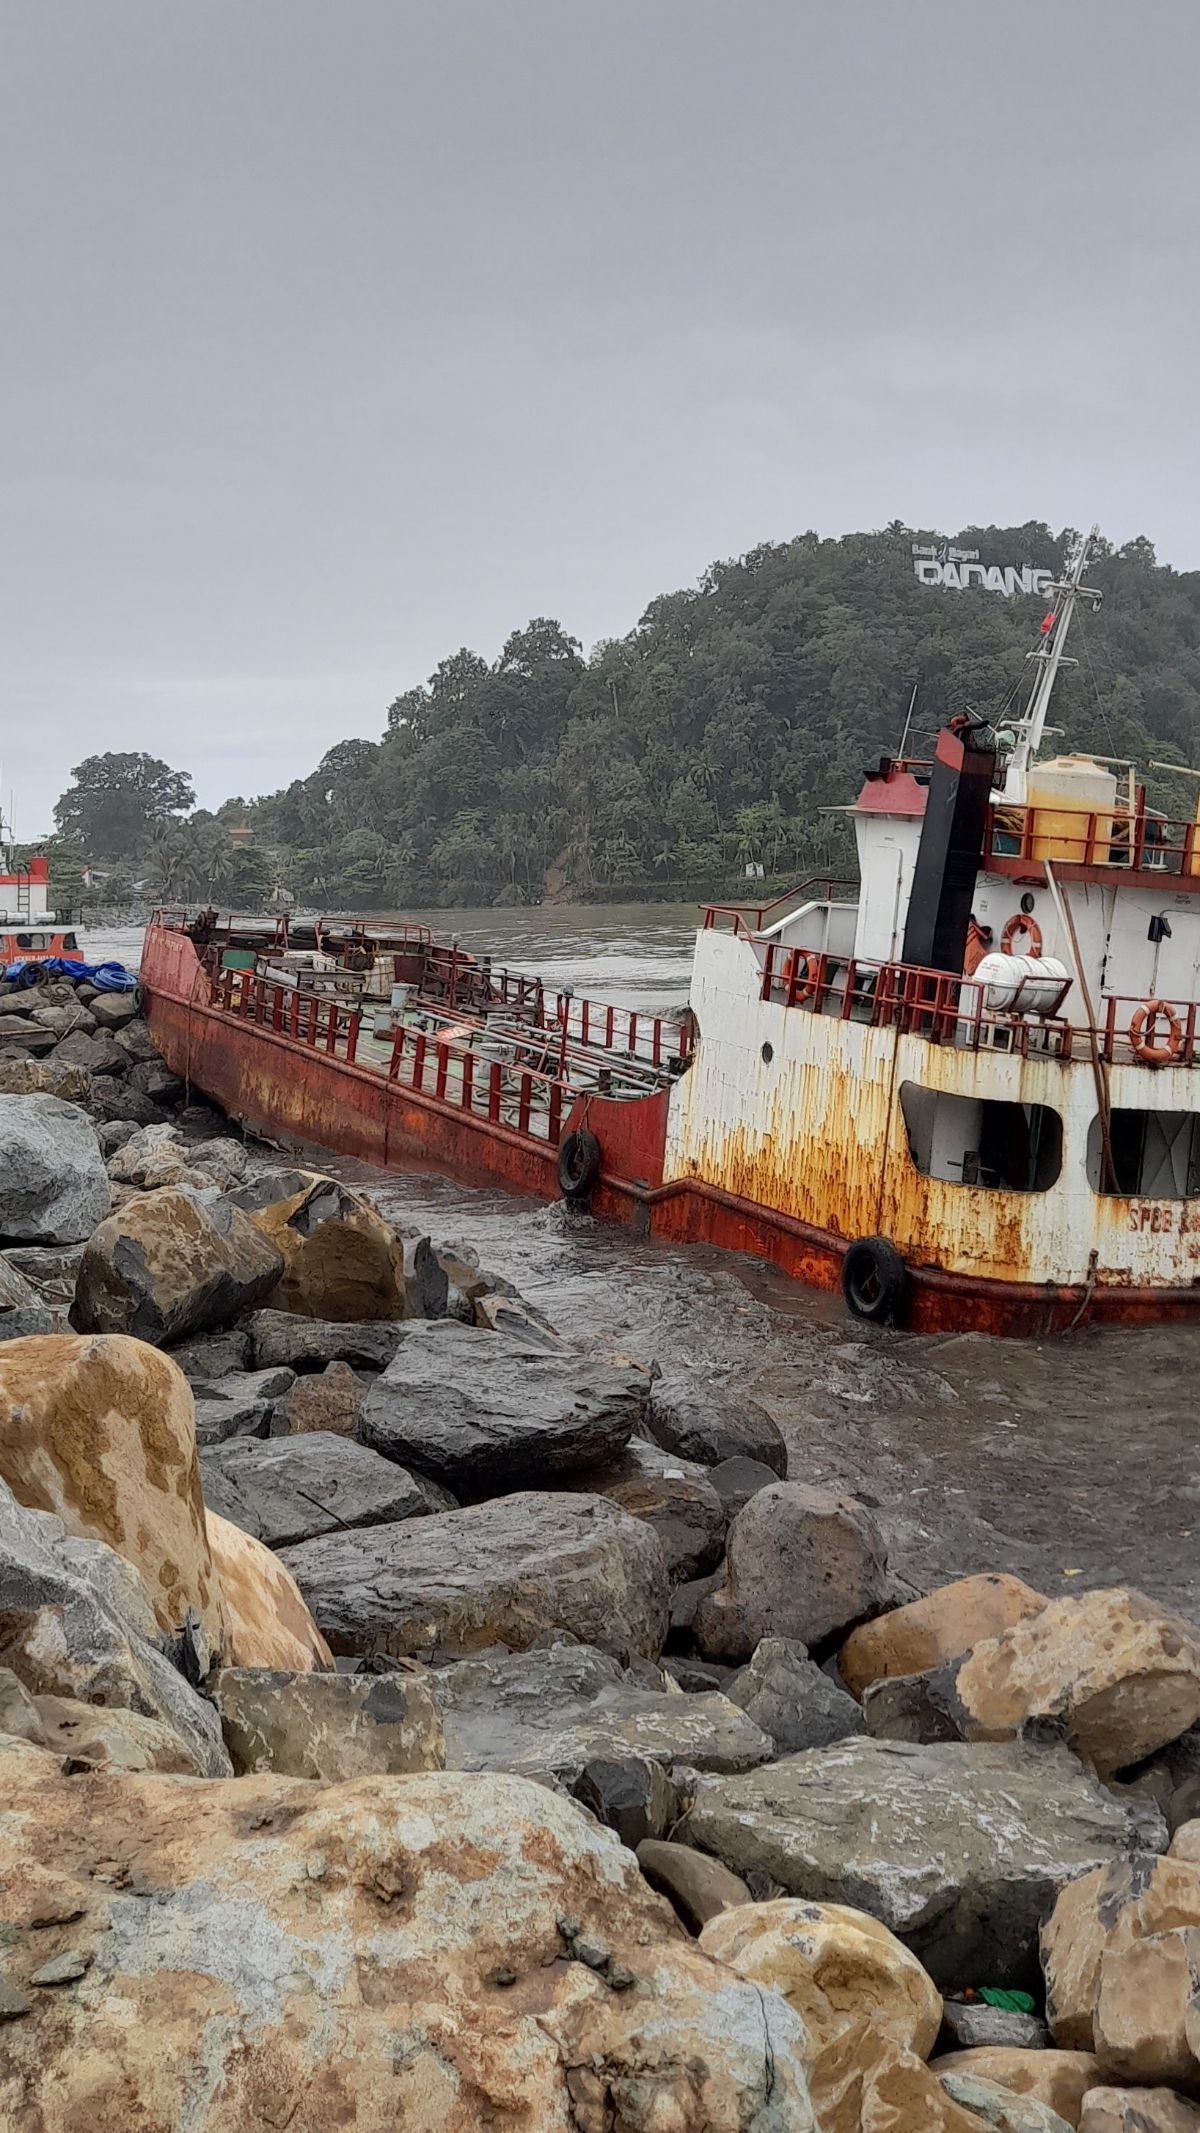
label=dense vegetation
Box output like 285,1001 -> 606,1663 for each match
49,522 -> 1200,910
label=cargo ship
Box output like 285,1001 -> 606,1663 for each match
141,530 -> 1200,1335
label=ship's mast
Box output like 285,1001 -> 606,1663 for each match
1004,525 -> 1103,796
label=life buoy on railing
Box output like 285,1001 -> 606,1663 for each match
785,949 -> 818,1005
1129,998 -> 1184,1065
1000,912 -> 1043,957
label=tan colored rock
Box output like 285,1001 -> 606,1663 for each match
250,1173 -> 408,1320
1080,2086 -> 1200,2133
1093,1929 -> 1200,2091
1172,1822 -> 1200,1863
1042,1855 -> 1200,2050
0,1738 -> 817,2130
955,1588 -> 1200,1776
280,1358 -> 365,1436
205,1510 -> 332,1673
811,2018 -> 989,2133
701,1897 -> 942,2060
0,1332 -> 227,1647
930,2050 -> 1103,2129
34,1692 -> 211,1775
840,1574 -> 1048,1699
73,1186 -> 285,1345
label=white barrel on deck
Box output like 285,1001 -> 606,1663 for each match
972,952 -> 1071,1015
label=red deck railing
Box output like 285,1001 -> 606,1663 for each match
985,800 -> 1200,879
758,943 -> 1200,1068
701,878 -> 854,939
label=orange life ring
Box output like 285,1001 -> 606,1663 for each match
786,948 -> 817,1005
1000,912 -> 1042,958
1129,999 -> 1183,1065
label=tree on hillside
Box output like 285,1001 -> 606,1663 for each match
54,752 -> 195,861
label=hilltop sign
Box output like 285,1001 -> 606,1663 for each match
912,542 -> 1053,597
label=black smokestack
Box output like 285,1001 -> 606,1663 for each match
900,717 -> 996,975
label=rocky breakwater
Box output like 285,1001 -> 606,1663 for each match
7,1047 -> 1200,2126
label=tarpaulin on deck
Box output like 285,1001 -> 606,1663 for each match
2,957 -> 139,991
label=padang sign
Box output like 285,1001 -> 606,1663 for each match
912,542 -> 1054,597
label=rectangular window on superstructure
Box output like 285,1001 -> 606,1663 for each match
1087,1110 -> 1200,1197
899,1082 -> 1063,1191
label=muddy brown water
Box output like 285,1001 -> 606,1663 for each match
93,908 -> 1200,1621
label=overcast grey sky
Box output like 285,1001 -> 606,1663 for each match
2,1 -> 1197,834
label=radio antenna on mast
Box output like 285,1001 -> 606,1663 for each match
898,683 -> 918,759
1006,526 -> 1103,796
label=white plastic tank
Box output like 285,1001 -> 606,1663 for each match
972,952 -> 1071,1016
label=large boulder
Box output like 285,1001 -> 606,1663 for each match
700,1897 -> 943,2057
0,1746 -> 816,2130
89,990 -> 139,1029
52,1026 -> 129,1076
207,1665 -> 445,1779
840,1573 -> 1048,1699
32,1690 -> 215,1775
0,1332 -> 228,1647
578,1450 -> 727,1582
695,1482 -> 891,1662
205,1510 -> 333,1673
1092,1928 -> 1200,2089
937,2071 -> 1074,2132
433,1642 -> 771,1784
808,2019 -> 1009,2133
199,1431 -> 454,1548
0,1094 -> 109,1243
931,2051 -> 1103,2128
359,1320 -> 646,1492
0,1055 -> 91,1100
247,1307 -> 406,1372
248,1173 -> 409,1320
645,1373 -> 788,1475
72,1185 -> 285,1345
0,1478 -> 229,1776
726,1635 -> 865,1752
678,1737 -> 1155,1987
954,1588 -> 1200,1776
1042,1854 -> 1200,2050
281,1491 -> 670,1665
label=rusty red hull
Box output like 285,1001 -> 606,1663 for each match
142,926 -> 1200,1339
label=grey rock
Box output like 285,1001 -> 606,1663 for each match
0,1976 -> 32,2018
662,1657 -> 730,1694
5,1242 -> 86,1306
282,1491 -> 671,1666
0,1665 -> 47,1745
402,1233 -> 449,1319
0,1305 -> 56,1340
645,1375 -> 788,1476
0,1478 -> 230,1777
707,1456 -> 781,1520
208,1665 -> 445,1779
96,1119 -> 140,1156
72,1185 -> 284,1345
0,1255 -> 55,1339
678,1736 -> 1156,1988
0,1019 -> 57,1054
30,1951 -> 91,1987
247,1308 -> 406,1373
558,1438 -> 726,1581
193,1396 -> 277,1448
168,1326 -> 253,1378
862,1666 -> 970,1743
200,1431 -> 454,1547
30,1004 -> 95,1037
671,1570 -> 723,1637
938,2072 -> 1071,2133
0,1096 -> 110,1244
573,1756 -> 676,1849
85,1080 -> 168,1128
360,1319 -> 645,1493
127,1059 -> 186,1105
695,1482 -> 891,1662
727,1637 -> 865,1753
939,2000 -> 1051,2052
88,992 -> 139,1029
51,1028 -> 128,1076
114,1017 -> 160,1063
190,1366 -> 296,1404
433,1643 -> 771,1785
